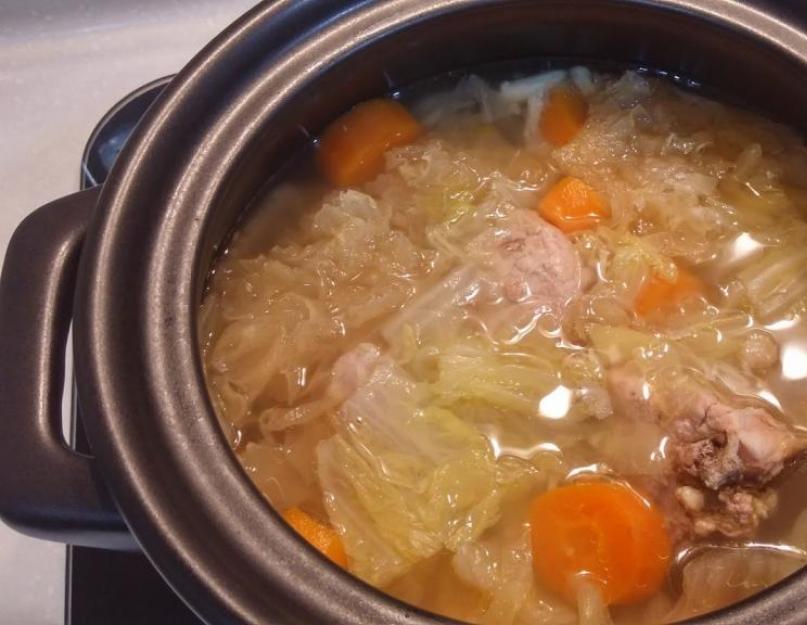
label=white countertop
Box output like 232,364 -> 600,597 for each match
0,1 -> 255,622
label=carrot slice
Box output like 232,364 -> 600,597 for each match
634,266 -> 704,317
530,481 -> 671,606
539,85 -> 588,147
282,507 -> 348,567
538,176 -> 609,233
317,98 -> 423,187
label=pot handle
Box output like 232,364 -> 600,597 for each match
0,188 -> 134,550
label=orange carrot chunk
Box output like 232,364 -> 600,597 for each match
539,85 -> 588,147
317,98 -> 423,187
634,266 -> 704,317
538,176 -> 610,233
530,481 -> 671,606
282,507 -> 348,568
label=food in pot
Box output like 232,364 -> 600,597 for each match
200,67 -> 807,624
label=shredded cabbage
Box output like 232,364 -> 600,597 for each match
432,339 -> 559,415
317,358 -> 538,586
499,70 -> 568,103
452,519 -> 577,625
667,547 -> 805,621
576,578 -> 614,625
738,243 -> 807,319
588,324 -> 672,368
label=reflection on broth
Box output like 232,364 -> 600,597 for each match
200,66 -> 807,624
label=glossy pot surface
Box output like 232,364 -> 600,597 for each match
2,1 -> 807,624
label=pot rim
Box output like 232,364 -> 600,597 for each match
74,1 -> 807,624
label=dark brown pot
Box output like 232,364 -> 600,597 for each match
1,1 -> 807,623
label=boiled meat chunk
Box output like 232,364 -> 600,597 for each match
468,209 -> 582,320
608,366 -> 807,539
329,343 -> 382,402
676,485 -> 778,538
258,343 -> 381,432
606,365 -> 658,422
675,402 -> 806,490
383,209 -> 582,343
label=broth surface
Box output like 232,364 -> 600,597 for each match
200,67 -> 807,624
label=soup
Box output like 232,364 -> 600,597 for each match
199,67 -> 807,624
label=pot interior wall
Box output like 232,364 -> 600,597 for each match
197,0 -> 807,297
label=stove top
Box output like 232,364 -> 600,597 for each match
66,78 -> 202,625
67,547 -> 199,625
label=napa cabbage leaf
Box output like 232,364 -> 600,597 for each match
317,358 -> 538,586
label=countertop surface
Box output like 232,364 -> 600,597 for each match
0,1 -> 255,622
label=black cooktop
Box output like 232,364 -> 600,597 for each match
67,77 -> 203,625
